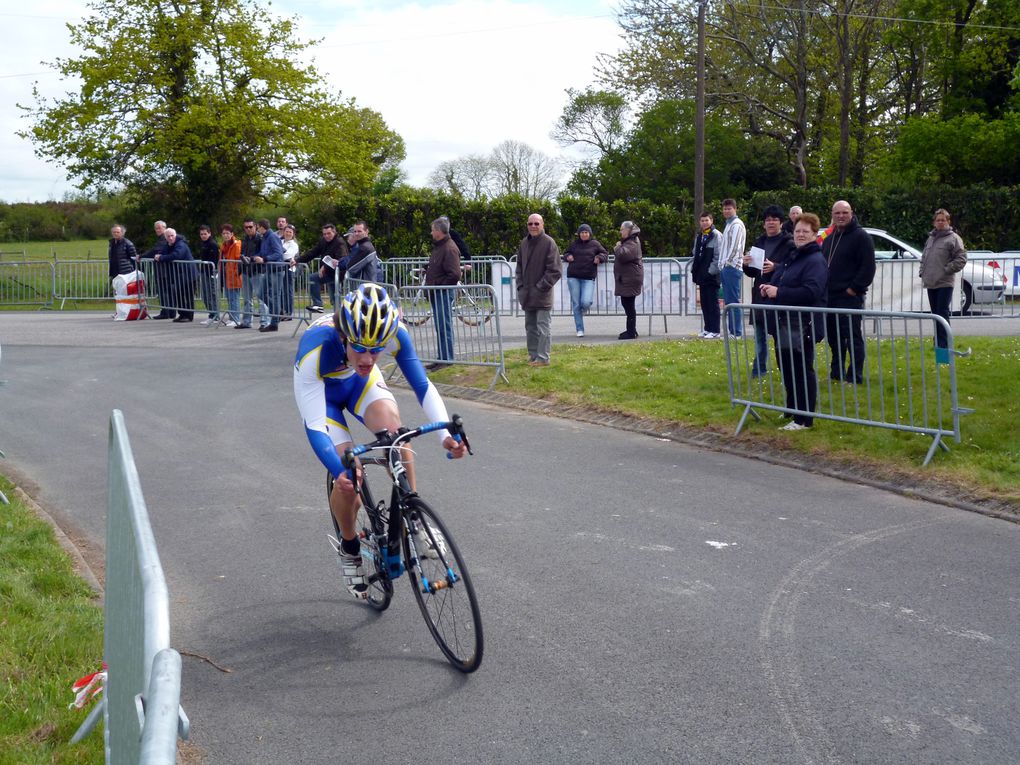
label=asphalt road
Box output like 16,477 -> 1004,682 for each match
1,313 -> 1018,764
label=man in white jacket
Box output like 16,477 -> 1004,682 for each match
719,198 -> 747,337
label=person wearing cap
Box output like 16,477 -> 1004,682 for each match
294,223 -> 348,312
744,204 -> 796,376
562,224 -> 608,337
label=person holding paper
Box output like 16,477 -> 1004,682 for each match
744,204 -> 795,377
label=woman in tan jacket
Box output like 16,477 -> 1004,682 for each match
919,208 -> 967,348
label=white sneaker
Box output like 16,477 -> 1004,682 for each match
200,318 -> 214,326
223,320 -> 237,328
339,551 -> 368,599
576,330 -> 585,337
704,332 -> 721,339
698,330 -> 709,338
779,421 -> 809,431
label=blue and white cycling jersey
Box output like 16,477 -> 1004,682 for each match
293,314 -> 451,478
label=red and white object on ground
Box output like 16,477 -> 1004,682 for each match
112,271 -> 148,321
69,663 -> 107,709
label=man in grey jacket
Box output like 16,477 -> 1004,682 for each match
515,213 -> 561,367
919,208 -> 967,350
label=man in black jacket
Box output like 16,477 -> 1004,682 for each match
295,223 -> 348,312
822,200 -> 876,384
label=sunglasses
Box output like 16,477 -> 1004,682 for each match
348,341 -> 386,354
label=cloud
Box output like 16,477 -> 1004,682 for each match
0,0 -> 623,202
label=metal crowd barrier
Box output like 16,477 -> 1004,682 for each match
54,260 -> 113,308
724,304 -> 971,465
0,261 -> 55,309
395,283 -> 507,390
71,410 -> 189,762
866,257 -> 1019,318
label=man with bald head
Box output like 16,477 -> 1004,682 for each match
821,200 -> 875,384
515,213 -> 561,367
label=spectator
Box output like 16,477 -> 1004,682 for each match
143,220 -> 174,320
256,218 -> 284,332
690,211 -> 722,338
781,205 -> 802,236
744,204 -> 795,376
562,223 -> 608,337
614,221 -> 644,340
236,218 -> 262,329
515,213 -> 561,367
344,220 -> 380,283
425,217 -> 461,369
448,223 -> 472,262
719,198 -> 747,337
759,212 -> 828,430
295,223 -> 348,312
219,224 -> 242,327
280,224 -> 299,320
276,216 -> 288,235
156,227 -> 197,322
195,224 -> 220,326
919,208 -> 967,350
108,224 -> 137,279
822,200 -> 876,384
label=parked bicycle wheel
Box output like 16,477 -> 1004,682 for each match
326,471 -> 393,611
402,497 -> 483,672
452,289 -> 494,326
399,290 -> 432,326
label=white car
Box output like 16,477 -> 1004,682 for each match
865,228 -> 1006,313
992,251 -> 1020,297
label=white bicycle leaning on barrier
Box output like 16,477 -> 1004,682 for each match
399,265 -> 495,327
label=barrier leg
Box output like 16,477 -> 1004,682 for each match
734,403 -> 761,435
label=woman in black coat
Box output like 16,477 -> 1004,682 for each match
758,212 -> 828,430
613,221 -> 644,339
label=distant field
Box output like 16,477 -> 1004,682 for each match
1,240 -> 108,261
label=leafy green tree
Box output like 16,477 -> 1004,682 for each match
19,0 -> 404,231
551,87 -> 629,155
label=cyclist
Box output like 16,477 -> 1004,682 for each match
293,283 -> 467,599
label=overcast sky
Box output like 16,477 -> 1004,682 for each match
0,0 -> 623,203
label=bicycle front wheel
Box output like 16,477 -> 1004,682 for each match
453,290 -> 494,326
402,498 -> 483,672
399,291 -> 432,326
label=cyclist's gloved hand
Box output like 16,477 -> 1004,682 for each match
442,435 -> 467,460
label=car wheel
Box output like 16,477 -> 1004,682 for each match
961,281 -> 974,314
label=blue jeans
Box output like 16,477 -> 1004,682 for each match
225,288 -> 240,323
721,266 -> 743,337
430,289 -> 454,361
568,277 -> 595,332
309,270 -> 336,308
242,272 -> 263,327
261,268 -> 281,325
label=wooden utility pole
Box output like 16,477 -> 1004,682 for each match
694,0 -> 707,228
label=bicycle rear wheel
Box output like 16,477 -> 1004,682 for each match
399,290 -> 432,326
326,471 -> 393,611
453,290 -> 494,326
402,497 -> 483,672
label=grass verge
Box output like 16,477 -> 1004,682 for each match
429,335 -> 1020,512
0,476 -> 105,765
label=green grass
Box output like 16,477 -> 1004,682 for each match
1,240 -> 108,262
432,335 -> 1020,509
0,476 -> 105,765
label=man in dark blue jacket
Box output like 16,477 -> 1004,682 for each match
256,219 -> 284,332
156,227 -> 198,322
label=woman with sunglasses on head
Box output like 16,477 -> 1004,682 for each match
293,283 -> 467,599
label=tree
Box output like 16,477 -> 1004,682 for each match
19,0 -> 404,229
489,140 -> 563,199
427,155 -> 496,198
427,141 -> 563,199
551,87 -> 629,155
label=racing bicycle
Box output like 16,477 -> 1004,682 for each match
326,415 -> 484,673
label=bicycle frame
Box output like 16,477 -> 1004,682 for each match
341,417 -> 472,587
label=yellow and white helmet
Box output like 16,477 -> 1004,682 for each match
337,283 -> 399,348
